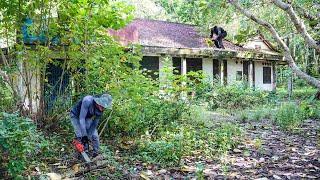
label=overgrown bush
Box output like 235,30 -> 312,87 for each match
109,95 -> 189,137
0,113 -> 52,177
274,103 -> 305,130
212,123 -> 242,153
237,106 -> 276,122
0,80 -> 14,112
138,134 -> 183,166
137,122 -> 243,166
300,100 -> 320,120
208,83 -> 268,110
276,87 -> 318,100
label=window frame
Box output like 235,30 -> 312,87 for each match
263,66 -> 272,84
236,71 -> 243,81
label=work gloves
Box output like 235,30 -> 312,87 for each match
81,136 -> 89,151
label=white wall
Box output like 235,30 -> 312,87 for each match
243,36 -> 277,55
227,59 -> 243,84
157,56 -> 275,91
202,58 -> 213,84
254,61 -> 273,91
224,59 -> 274,91
244,38 -> 270,51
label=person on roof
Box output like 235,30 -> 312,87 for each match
70,93 -> 112,157
210,26 -> 227,49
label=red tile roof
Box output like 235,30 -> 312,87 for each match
108,19 -> 245,51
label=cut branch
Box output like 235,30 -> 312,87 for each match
228,0 -> 320,89
272,0 -> 320,53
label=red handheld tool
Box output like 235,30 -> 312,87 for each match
72,139 -> 91,163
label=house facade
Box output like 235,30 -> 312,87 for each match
0,18 -> 284,115
109,19 -> 284,91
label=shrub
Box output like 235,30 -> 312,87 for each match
108,95 -> 190,137
0,113 -> 51,177
0,80 -> 14,112
212,123 -> 242,153
300,100 -> 320,120
137,122 -> 243,166
208,83 -> 268,110
138,134 -> 183,166
274,103 -> 305,130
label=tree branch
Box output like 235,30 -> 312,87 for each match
228,0 -> 320,89
272,0 -> 320,53
294,5 -> 319,23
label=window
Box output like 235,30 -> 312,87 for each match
243,61 -> 249,81
213,59 -> 220,78
263,67 -> 271,84
236,71 -> 243,81
140,56 -> 159,79
186,58 -> 202,72
172,57 -> 181,75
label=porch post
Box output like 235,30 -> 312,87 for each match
248,60 -> 254,88
220,60 -> 224,85
182,57 -> 187,75
181,57 -> 187,100
272,61 -> 277,92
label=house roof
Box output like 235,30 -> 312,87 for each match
108,19 -> 245,51
258,34 -> 278,52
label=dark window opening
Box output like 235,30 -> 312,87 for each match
223,60 -> 227,85
140,56 -> 159,80
236,71 -> 243,81
263,66 -> 271,84
213,59 -> 220,79
172,57 -> 181,75
45,60 -> 71,113
186,58 -> 202,72
243,61 -> 249,81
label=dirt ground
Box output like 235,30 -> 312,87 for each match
122,118 -> 320,179
45,116 -> 320,179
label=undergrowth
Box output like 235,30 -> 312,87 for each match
0,113 -> 59,178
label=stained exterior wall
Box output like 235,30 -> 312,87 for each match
154,56 -> 275,91
243,36 -> 278,55
225,59 -> 274,91
254,61 -> 274,91
226,59 -> 244,85
202,58 -> 214,83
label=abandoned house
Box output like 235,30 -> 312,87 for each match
0,18 -> 284,114
109,19 -> 284,91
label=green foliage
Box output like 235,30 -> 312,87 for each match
274,103 -> 305,131
195,163 -> 205,180
212,123 -> 242,153
236,105 -> 278,123
300,100 -> 320,120
0,113 -> 53,177
109,94 -> 189,137
137,120 -> 242,166
208,83 -> 268,110
138,134 -> 183,166
0,80 -> 14,112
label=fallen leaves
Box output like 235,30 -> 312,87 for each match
36,118 -> 320,179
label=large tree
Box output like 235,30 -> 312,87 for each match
228,0 -> 320,89
157,0 -> 320,89
0,0 -> 136,117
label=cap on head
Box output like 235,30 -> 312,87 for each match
94,94 -> 112,109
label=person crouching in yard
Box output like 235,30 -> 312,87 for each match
70,94 -> 112,158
